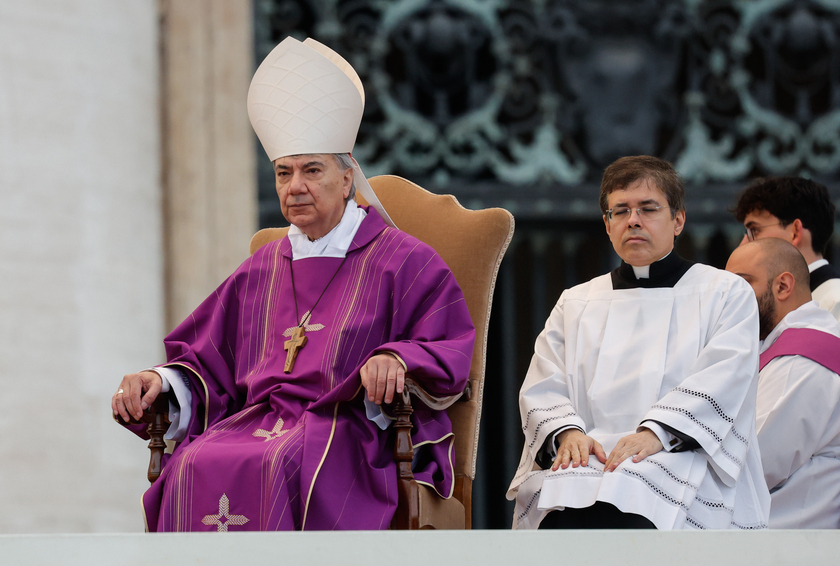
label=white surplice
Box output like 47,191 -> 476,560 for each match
757,301 -> 840,528
809,260 -> 840,322
507,263 -> 771,530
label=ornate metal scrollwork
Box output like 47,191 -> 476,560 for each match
680,0 -> 840,183
255,0 -> 840,221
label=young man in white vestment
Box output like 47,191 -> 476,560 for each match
727,238 -> 840,528
733,176 -> 840,322
507,156 -> 771,530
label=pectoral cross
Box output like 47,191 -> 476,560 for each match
284,326 -> 308,373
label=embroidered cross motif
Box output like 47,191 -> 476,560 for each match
282,311 -> 325,336
201,494 -> 249,532
253,417 -> 289,441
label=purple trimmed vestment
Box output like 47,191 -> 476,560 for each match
134,208 -> 475,531
759,327 -> 840,374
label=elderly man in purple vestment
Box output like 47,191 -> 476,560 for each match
726,238 -> 840,528
111,37 -> 475,531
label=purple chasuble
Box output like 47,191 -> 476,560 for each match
133,208 -> 475,531
760,327 -> 840,374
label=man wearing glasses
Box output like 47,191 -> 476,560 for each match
733,176 -> 840,321
508,156 -> 770,530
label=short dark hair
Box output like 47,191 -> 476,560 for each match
599,156 -> 685,217
733,176 -> 835,256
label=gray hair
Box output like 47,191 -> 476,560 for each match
333,153 -> 357,201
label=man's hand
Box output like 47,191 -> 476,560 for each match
552,428 -> 607,471
112,371 -> 162,422
604,428 -> 664,472
360,353 -> 405,405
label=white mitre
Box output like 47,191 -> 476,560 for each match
248,36 -> 395,228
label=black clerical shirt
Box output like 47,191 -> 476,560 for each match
810,262 -> 840,292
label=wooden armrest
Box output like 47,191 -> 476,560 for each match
402,376 -> 471,411
118,395 -> 171,484
117,394 -> 169,426
390,375 -> 471,529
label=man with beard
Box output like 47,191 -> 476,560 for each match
726,238 -> 840,528
508,156 -> 769,530
732,176 -> 840,321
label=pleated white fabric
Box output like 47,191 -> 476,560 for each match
757,301 -> 840,528
508,264 -> 771,530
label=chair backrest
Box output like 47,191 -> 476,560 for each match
250,175 -> 514,482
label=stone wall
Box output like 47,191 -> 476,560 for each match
0,0 -> 256,532
0,0 -> 162,532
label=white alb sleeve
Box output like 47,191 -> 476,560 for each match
146,367 -> 193,442
364,397 -> 393,430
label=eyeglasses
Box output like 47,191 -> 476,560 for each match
744,222 -> 781,241
605,205 -> 666,223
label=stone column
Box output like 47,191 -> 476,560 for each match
159,0 -> 257,330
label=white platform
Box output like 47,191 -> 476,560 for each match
1,530 -> 837,566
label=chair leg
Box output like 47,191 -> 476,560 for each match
391,390 -> 420,529
146,416 -> 168,483
145,395 -> 170,484
454,475 -> 472,529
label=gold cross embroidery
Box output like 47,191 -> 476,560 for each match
282,311 -> 325,336
283,326 -> 307,373
201,494 -> 249,532
253,417 -> 288,441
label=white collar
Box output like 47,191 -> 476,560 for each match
288,200 -> 366,260
809,259 -> 829,273
631,251 -> 672,279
